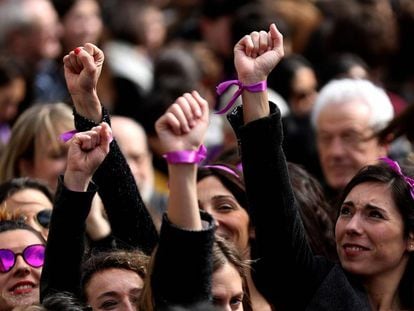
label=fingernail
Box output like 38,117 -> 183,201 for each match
74,47 -> 82,55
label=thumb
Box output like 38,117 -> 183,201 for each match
84,43 -> 104,65
99,122 -> 112,154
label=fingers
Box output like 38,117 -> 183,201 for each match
157,91 -> 209,136
236,23 -> 284,58
72,123 -> 111,152
64,43 -> 103,74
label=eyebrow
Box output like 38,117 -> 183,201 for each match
342,200 -> 387,213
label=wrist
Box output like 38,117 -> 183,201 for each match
163,145 -> 207,164
72,90 -> 102,123
64,171 -> 91,192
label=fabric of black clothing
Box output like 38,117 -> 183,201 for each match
40,178 -> 97,300
74,107 -> 158,253
152,213 -> 215,308
227,104 -> 371,310
40,107 -> 158,301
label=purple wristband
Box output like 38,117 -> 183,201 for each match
215,79 -> 267,114
163,145 -> 207,164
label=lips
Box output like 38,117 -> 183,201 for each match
342,243 -> 370,257
9,281 -> 36,295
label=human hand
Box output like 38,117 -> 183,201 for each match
155,91 -> 209,154
64,122 -> 112,191
63,43 -> 104,122
234,23 -> 284,85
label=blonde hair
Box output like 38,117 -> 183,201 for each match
0,103 -> 73,184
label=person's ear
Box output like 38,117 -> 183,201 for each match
407,232 -> 414,253
18,159 -> 34,176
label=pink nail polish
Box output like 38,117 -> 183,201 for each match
74,47 -> 82,55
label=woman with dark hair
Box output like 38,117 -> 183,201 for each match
228,23 -> 414,310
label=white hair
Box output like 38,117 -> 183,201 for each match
311,78 -> 394,132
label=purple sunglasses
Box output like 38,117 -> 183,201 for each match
0,244 -> 45,273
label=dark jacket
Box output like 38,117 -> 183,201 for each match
40,107 -> 158,300
227,104 -> 371,310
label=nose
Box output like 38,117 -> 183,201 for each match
325,136 -> 347,158
124,299 -> 137,311
12,255 -> 31,277
344,214 -> 363,236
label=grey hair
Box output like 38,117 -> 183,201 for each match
311,78 -> 394,132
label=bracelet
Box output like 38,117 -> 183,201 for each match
215,79 -> 267,114
163,145 -> 207,164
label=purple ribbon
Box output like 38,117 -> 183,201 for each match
60,129 -> 78,142
203,164 -> 240,179
163,144 -> 207,164
380,157 -> 414,199
215,80 -> 267,114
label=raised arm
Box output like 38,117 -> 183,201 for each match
150,91 -> 215,307
41,124 -> 112,300
229,24 -> 329,309
64,44 -> 158,253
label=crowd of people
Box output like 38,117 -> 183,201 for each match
0,0 -> 414,310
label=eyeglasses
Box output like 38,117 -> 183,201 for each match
36,209 -> 52,228
18,209 -> 52,229
0,244 -> 45,273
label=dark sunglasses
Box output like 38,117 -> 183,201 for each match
0,244 -> 45,273
18,209 -> 52,229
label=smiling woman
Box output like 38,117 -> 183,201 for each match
0,221 -> 46,310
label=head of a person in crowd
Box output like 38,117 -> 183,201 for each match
0,54 -> 26,127
52,0 -> 103,53
0,177 -> 53,240
335,159 -> 414,309
311,78 -> 394,191
319,52 -> 369,87
0,0 -> 62,68
81,250 -> 149,311
268,54 -> 318,118
199,0 -> 250,59
111,116 -> 155,204
0,103 -> 73,193
139,236 -> 251,311
0,220 -> 46,310
197,164 -> 250,256
105,0 -> 166,54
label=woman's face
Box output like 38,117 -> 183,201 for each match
0,229 -> 44,310
197,176 -> 251,253
2,189 -> 52,239
212,262 -> 244,311
21,131 -> 69,193
62,0 -> 103,51
335,182 -> 413,278
290,66 -> 317,117
85,268 -> 144,311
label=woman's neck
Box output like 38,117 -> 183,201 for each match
363,259 -> 407,311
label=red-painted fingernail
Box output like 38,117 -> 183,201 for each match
74,47 -> 82,55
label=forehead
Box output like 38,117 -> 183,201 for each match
212,263 -> 243,295
197,176 -> 233,199
344,182 -> 401,215
0,229 -> 43,249
86,268 -> 144,296
317,100 -> 371,133
3,189 -> 52,214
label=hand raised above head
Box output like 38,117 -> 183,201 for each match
64,122 -> 112,191
234,23 -> 284,85
155,90 -> 209,154
63,43 -> 104,123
